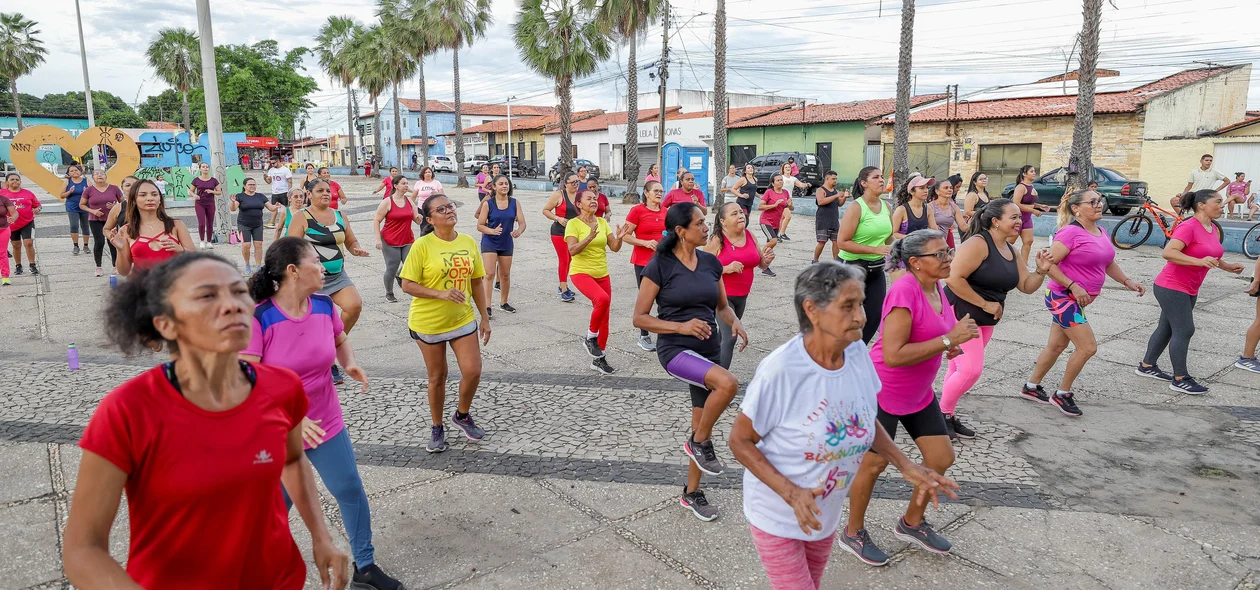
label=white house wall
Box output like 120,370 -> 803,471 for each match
1142,66 -> 1252,140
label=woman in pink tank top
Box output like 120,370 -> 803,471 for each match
704,202 -> 775,369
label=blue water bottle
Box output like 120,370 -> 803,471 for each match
67,343 -> 79,371
109,275 -> 118,290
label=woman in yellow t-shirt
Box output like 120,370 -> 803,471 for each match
565,189 -> 631,374
398,193 -> 490,453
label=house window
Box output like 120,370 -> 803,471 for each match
462,118 -> 472,128
402,118 -> 407,129
572,145 -> 578,158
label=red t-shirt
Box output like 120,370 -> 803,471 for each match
663,188 -> 706,210
329,180 -> 343,209
0,188 -> 39,229
758,189 -> 792,229
596,193 -> 610,218
78,364 -> 309,589
625,203 -> 666,267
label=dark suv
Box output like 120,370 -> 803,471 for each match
1001,166 -> 1147,216
746,152 -> 822,196
487,155 -> 536,178
548,158 -> 601,183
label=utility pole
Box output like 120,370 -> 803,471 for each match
73,0 -> 99,167
656,1 -> 670,182
506,95 -> 516,178
197,0 -> 229,243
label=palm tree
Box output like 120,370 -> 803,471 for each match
349,26 -> 388,170
316,16 -> 363,175
589,0 -> 665,195
361,19 -> 418,170
145,28 -> 200,134
891,0 -> 916,194
0,12 -> 47,130
426,0 -> 492,188
1065,0 -> 1102,194
378,0 -> 440,169
712,0 -> 727,203
515,0 -> 611,183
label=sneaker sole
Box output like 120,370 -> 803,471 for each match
1232,362 -> 1260,373
425,444 -> 448,453
683,442 -> 724,476
678,497 -> 718,522
835,537 -> 889,566
893,528 -> 952,554
954,431 -> 976,440
589,363 -> 615,376
1168,383 -> 1208,395
1019,391 -> 1053,405
451,422 -> 485,441
1134,368 -> 1173,382
637,341 -> 655,351
1052,402 -> 1083,417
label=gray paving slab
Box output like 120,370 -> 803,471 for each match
455,529 -> 695,589
0,442 -> 52,504
541,478 -> 677,521
0,503 -> 61,588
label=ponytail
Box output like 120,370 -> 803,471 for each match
656,202 -> 699,259
248,237 -> 311,303
1180,189 -> 1217,218
884,229 -> 945,273
1057,189 -> 1093,229
854,166 -> 879,197
963,198 -> 1014,241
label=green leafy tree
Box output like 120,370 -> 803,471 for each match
426,0 -> 491,187
97,110 -> 147,129
0,12 -> 47,130
315,16 -> 362,175
38,91 -> 132,117
137,89 -> 185,124
378,0 -> 441,168
145,28 -> 201,135
515,0 -> 611,181
212,41 -> 317,137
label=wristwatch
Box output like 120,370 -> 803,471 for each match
941,335 -> 952,349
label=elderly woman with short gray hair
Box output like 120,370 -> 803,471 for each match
729,260 -> 959,589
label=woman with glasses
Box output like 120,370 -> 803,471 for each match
622,180 -> 667,351
566,190 -> 630,375
1024,190 -> 1145,416
840,229 -> 979,567
542,174 -> 582,303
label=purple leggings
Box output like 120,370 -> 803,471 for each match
195,199 -> 216,242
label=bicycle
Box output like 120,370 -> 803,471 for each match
1110,195 -> 1224,250
1242,221 -> 1260,259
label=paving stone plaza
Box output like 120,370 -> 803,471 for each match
2,174 -> 1258,589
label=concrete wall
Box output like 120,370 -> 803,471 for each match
1138,134 -> 1260,207
727,121 -> 867,180
543,131 -> 611,176
1142,66 -> 1252,140
879,112 -> 1146,180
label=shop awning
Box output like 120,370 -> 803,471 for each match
237,137 -> 278,148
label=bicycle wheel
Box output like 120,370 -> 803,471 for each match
1111,214 -> 1153,249
1212,220 -> 1225,245
1243,223 -> 1260,260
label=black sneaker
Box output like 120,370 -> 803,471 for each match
684,435 -> 725,475
1020,383 -> 1051,404
1170,376 -> 1209,395
945,414 -> 975,439
1051,391 -> 1083,417
591,356 -> 615,375
499,303 -> 517,314
838,527 -> 889,566
679,486 -> 719,521
385,293 -> 398,303
28,263 -> 38,275
1135,363 -> 1173,382
13,264 -> 21,275
582,336 -> 603,359
427,425 -> 448,453
487,307 -> 493,320
352,562 -> 405,590
494,280 -> 501,291
779,233 -> 791,241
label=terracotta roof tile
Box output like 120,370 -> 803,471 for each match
395,99 -> 554,117
438,110 -> 605,135
145,121 -> 183,130
636,104 -> 795,124
727,95 -> 947,129
543,106 -> 684,134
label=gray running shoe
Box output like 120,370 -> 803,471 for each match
1233,357 -> 1260,374
894,517 -> 952,554
680,487 -> 719,521
450,412 -> 485,441
684,435 -> 725,475
838,527 -> 890,566
427,425 -> 448,453
637,334 -> 657,351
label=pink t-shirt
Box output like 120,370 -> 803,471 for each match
244,294 -> 345,448
1154,219 -> 1223,296
758,189 -> 792,229
1227,181 -> 1247,197
0,188 -> 39,229
413,179 -> 444,205
869,274 -> 955,415
663,188 -> 706,210
716,230 -> 761,297
1048,223 -> 1116,296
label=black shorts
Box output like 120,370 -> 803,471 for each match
876,396 -> 949,440
760,224 -> 780,241
270,192 -> 289,206
8,224 -> 32,241
485,248 -> 513,257
238,223 -> 264,242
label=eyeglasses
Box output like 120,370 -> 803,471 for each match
432,204 -> 456,214
566,180 -> 579,185
1084,199 -> 1105,207
921,248 -> 955,261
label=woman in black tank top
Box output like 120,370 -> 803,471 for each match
939,198 -> 1052,438
543,174 -> 583,301
892,177 -> 937,239
736,164 -> 758,214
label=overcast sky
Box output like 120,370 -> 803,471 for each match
14,0 -> 1260,137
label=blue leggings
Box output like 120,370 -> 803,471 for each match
283,428 -> 375,567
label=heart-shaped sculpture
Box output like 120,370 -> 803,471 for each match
8,125 -> 141,200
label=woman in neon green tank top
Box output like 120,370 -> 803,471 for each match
838,166 -> 894,343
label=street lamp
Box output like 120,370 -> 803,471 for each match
506,95 -> 517,178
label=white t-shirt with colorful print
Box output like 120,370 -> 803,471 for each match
740,335 -> 880,541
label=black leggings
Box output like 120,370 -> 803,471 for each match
719,295 -> 748,369
634,264 -> 649,337
1144,285 -> 1197,377
841,259 -> 887,344
88,220 -> 117,268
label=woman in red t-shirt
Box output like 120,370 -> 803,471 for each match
704,201 -> 774,369
622,180 -> 667,351
373,175 -> 423,303
586,177 -> 611,219
64,253 -> 349,590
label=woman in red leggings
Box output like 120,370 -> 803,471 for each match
542,173 -> 582,303
565,189 -> 629,375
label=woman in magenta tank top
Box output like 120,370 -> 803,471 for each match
704,202 -> 775,369
1010,165 -> 1049,268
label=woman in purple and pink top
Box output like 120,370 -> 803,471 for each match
840,229 -> 978,567
412,166 -> 444,207
1137,189 -> 1244,394
81,170 -> 124,277
705,201 -> 774,369
240,237 -> 403,589
1009,165 -> 1050,267
188,162 -> 222,249
1023,189 -> 1145,416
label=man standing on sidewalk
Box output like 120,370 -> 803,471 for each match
1177,154 -> 1230,210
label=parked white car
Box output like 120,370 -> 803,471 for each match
464,157 -> 489,173
430,155 -> 455,173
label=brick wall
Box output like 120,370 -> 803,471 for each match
879,112 -> 1146,179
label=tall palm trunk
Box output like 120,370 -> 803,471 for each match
418,58 -> 429,168
892,0 -> 916,194
345,85 -> 359,175
712,0 -> 728,204
1066,0 -> 1102,194
372,95 -> 382,175
453,46 -> 468,188
558,73 -> 574,182
181,89 -> 191,133
9,80 -> 24,130
392,81 -> 403,169
624,41 -> 640,195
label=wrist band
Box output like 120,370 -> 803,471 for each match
1067,281 -> 1077,290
